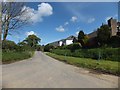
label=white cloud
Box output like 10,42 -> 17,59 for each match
56,26 -> 65,32
87,18 -> 95,23
76,31 -> 79,35
26,31 -> 37,36
19,3 -> 53,23
70,16 -> 78,22
38,3 -> 53,16
64,22 -> 69,25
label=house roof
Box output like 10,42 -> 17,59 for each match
87,31 -> 98,38
66,35 -> 77,40
48,35 -> 77,46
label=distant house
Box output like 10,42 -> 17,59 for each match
49,36 -> 77,47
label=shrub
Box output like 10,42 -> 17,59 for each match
51,48 -> 120,62
2,40 -> 17,51
2,51 -> 34,64
44,44 -> 55,52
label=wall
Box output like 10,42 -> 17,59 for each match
66,40 -> 73,45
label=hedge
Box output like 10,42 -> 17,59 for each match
51,48 -> 120,62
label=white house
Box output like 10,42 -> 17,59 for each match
49,35 -> 77,47
58,36 -> 77,46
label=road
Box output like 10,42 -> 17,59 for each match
2,51 -> 118,88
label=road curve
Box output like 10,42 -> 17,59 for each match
2,51 -> 118,88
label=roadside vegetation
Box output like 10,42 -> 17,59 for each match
51,48 -> 120,62
2,34 -> 41,64
47,53 -> 119,76
2,51 -> 34,64
45,25 -> 120,75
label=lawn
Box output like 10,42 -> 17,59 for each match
2,51 -> 35,64
47,52 -> 119,76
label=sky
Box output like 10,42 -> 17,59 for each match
7,2 -> 118,45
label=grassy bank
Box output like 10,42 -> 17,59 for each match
47,52 -> 119,76
2,51 -> 35,64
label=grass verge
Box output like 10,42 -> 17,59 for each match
2,51 -> 35,64
46,52 -> 119,76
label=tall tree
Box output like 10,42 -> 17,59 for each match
78,31 -> 85,41
24,35 -> 41,48
78,30 -> 85,46
2,2 -> 29,41
97,25 -> 111,46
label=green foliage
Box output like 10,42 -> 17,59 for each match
108,36 -> 120,47
67,43 -> 81,52
2,40 -> 17,51
2,51 -> 34,64
73,37 -> 78,43
44,44 -> 55,52
97,25 -> 111,46
51,48 -> 120,62
78,30 -> 85,41
47,53 -> 119,76
51,49 -> 72,56
24,35 -> 41,48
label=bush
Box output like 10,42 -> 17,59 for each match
2,51 -> 34,64
2,40 -> 17,51
51,49 -> 72,56
51,48 -> 120,62
44,44 -> 55,52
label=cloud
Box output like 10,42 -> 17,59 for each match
26,31 -> 37,36
20,3 -> 53,23
76,31 -> 79,35
70,16 -> 78,22
63,4 -> 97,24
64,22 -> 69,26
87,18 -> 95,23
56,26 -> 65,32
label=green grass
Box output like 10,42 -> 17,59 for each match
2,51 -> 35,64
47,52 -> 120,76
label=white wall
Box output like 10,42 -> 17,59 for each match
66,40 -> 73,45
59,41 -> 63,46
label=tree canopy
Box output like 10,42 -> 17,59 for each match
2,2 -> 30,41
24,35 -> 41,48
97,25 -> 111,46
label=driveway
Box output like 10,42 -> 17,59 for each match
2,51 -> 118,88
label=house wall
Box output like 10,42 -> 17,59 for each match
66,40 -> 73,45
59,41 -> 63,46
108,18 -> 117,36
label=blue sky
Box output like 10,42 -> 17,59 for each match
7,2 -> 118,45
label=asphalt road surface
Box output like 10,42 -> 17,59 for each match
2,51 -> 118,88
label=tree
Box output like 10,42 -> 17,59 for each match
78,30 -> 85,46
97,25 -> 111,46
78,31 -> 85,41
44,44 -> 54,52
2,2 -> 30,41
18,41 -> 27,46
2,40 -> 17,51
24,35 -> 41,48
73,37 -> 78,43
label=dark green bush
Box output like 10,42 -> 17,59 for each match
44,44 -> 55,52
51,48 -> 120,62
2,40 -> 17,51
